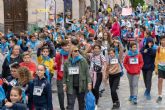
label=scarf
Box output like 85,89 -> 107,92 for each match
60,49 -> 69,56
69,55 -> 82,65
128,50 -> 139,57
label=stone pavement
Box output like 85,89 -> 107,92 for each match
52,72 -> 165,110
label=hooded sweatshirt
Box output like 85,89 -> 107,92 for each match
140,37 -> 156,71
124,50 -> 144,75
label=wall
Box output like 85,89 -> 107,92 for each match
0,0 -> 4,32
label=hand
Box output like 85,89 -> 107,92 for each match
3,78 -> 9,85
63,84 -> 67,92
155,70 -> 158,75
5,102 -> 13,108
144,49 -> 148,53
88,84 -> 92,91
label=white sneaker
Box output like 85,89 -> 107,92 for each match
95,105 -> 98,110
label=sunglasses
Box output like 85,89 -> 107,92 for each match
73,50 -> 79,52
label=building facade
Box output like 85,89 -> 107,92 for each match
0,0 -> 155,33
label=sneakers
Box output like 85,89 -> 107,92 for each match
146,94 -> 151,100
156,96 -> 162,103
112,101 -> 120,110
144,90 -> 148,97
128,96 -> 133,101
132,96 -> 137,105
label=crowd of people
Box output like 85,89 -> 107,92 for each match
0,2 -> 165,110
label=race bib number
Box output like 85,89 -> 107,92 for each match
68,67 -> 79,75
33,86 -> 43,96
9,79 -> 17,86
129,58 -> 138,64
110,59 -> 118,64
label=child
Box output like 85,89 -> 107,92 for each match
155,36 -> 165,103
106,48 -> 122,109
124,42 -> 144,105
2,86 -> 27,110
31,64 -> 53,110
37,46 -> 54,80
17,67 -> 33,109
20,51 -> 37,78
2,63 -> 20,100
0,36 -> 9,56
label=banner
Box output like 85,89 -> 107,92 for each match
122,8 -> 132,16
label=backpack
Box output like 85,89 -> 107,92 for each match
85,91 -> 95,110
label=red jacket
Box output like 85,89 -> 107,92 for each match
111,22 -> 120,37
55,52 -> 68,80
124,54 -> 144,75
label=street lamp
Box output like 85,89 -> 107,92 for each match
45,0 -> 47,21
54,0 -> 56,24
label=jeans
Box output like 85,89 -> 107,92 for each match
92,72 -> 102,104
127,74 -> 139,97
67,87 -> 85,110
109,73 -> 120,103
142,70 -> 153,93
57,80 -> 65,110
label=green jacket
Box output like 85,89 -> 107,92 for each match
63,57 -> 91,94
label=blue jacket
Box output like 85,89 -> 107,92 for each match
31,77 -> 53,110
140,37 -> 156,70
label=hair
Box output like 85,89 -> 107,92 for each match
38,64 -> 46,71
108,48 -> 115,53
10,62 -> 20,69
93,44 -> 101,50
22,51 -> 31,57
11,86 -> 22,96
129,42 -> 137,48
61,40 -> 69,47
17,67 -> 32,86
160,35 -> 165,41
41,46 -> 50,52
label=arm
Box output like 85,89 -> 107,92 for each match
154,49 -> 159,73
109,64 -> 119,73
139,54 -> 144,69
48,41 -> 56,58
123,55 -> 129,72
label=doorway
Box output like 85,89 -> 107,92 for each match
3,0 -> 28,33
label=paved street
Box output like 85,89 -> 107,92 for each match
52,72 -> 165,110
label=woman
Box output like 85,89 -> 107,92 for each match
89,44 -> 106,108
63,46 -> 92,110
2,45 -> 22,78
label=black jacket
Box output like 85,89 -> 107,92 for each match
2,102 -> 27,110
30,76 -> 53,110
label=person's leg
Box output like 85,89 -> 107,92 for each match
77,92 -> 85,110
111,74 -> 120,103
127,73 -> 133,100
132,74 -> 140,104
67,88 -> 76,110
158,78 -> 163,96
142,70 -> 147,89
92,72 -> 102,105
145,70 -> 153,94
57,80 -> 65,110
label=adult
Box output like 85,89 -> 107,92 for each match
63,46 -> 92,110
2,45 -> 22,78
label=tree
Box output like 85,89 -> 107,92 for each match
130,0 -> 145,9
